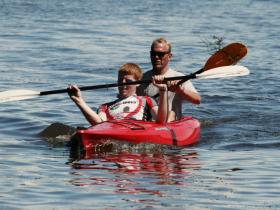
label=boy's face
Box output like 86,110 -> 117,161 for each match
118,73 -> 138,98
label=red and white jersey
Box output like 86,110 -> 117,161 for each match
97,95 -> 157,121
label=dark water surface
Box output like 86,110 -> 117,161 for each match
0,0 -> 279,209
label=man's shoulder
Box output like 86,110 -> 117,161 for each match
165,68 -> 184,77
142,70 -> 153,79
142,68 -> 184,76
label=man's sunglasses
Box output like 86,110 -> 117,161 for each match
150,51 -> 170,58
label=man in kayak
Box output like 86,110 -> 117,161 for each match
137,37 -> 201,121
68,63 -> 168,126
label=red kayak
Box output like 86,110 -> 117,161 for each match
74,116 -> 200,148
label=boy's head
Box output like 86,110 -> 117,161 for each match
118,63 -> 143,81
117,63 -> 142,99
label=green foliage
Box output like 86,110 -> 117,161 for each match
202,35 -> 225,54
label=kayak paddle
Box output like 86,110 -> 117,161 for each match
0,65 -> 249,103
203,42 -> 247,71
0,43 -> 248,103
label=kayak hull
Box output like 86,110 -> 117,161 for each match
75,116 -> 200,148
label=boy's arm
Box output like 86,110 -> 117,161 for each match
68,85 -> 103,126
152,76 -> 168,124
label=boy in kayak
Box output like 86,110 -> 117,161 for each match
137,37 -> 201,121
68,63 -> 168,126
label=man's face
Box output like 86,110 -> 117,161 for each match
118,73 -> 138,98
150,42 -> 171,74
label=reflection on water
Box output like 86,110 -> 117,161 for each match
68,143 -> 200,188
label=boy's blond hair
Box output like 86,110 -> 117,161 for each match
118,63 -> 143,81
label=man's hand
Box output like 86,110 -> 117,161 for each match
152,75 -> 168,91
166,80 -> 182,93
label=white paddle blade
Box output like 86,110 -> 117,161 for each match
197,65 -> 250,79
0,89 -> 40,103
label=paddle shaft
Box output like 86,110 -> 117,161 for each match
40,43 -> 247,96
40,71 -> 199,96
31,43 -> 249,95
0,42 -> 248,103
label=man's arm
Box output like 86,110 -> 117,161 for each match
176,86 -> 201,104
167,81 -> 201,104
